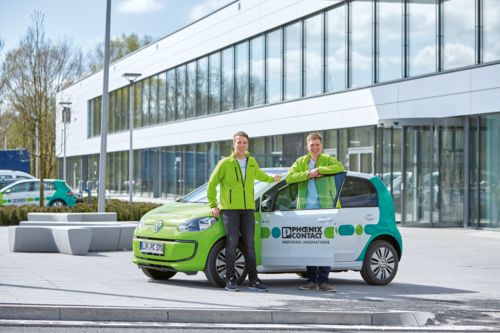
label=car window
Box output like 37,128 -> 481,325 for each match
339,176 -> 378,208
11,182 -> 34,193
34,182 -> 55,191
271,173 -> 346,211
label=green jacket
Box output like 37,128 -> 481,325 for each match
286,153 -> 345,209
207,152 -> 274,210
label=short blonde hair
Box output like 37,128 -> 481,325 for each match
306,133 -> 323,143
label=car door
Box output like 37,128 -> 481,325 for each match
259,174 -> 345,266
334,175 -> 379,262
2,181 -> 34,206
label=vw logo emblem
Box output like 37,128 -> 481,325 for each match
153,221 -> 164,233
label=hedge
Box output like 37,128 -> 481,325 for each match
0,199 -> 161,226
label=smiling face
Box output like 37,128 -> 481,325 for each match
307,138 -> 323,159
233,135 -> 249,158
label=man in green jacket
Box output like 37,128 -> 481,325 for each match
208,131 -> 280,292
286,133 -> 344,292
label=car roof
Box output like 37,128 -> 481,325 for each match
261,167 -> 374,180
0,170 -> 35,178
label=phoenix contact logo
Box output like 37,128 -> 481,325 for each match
281,226 -> 323,239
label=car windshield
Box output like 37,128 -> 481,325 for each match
179,181 -> 271,204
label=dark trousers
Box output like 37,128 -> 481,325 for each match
306,266 -> 330,284
222,209 -> 258,283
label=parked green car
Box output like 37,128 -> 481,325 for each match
133,169 -> 402,287
0,179 -> 77,207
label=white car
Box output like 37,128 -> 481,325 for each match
0,170 -> 35,190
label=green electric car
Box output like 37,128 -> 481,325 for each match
132,169 -> 402,287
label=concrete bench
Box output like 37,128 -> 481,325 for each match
11,221 -> 137,252
9,226 -> 92,255
27,212 -> 117,222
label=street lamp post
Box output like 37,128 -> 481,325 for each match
122,73 -> 141,203
59,101 -> 72,182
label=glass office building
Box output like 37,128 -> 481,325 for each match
58,0 -> 500,229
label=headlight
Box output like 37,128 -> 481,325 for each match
178,217 -> 218,232
137,219 -> 145,228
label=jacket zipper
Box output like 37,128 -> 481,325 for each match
230,189 -> 232,204
235,159 -> 247,209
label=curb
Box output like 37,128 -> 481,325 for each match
0,305 -> 433,326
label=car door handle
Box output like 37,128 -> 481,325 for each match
317,217 -> 332,223
364,214 -> 375,221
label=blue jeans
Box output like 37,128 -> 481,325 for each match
222,209 -> 258,283
306,266 -> 330,284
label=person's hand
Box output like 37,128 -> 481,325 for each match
310,168 -> 322,178
212,207 -> 220,218
273,174 -> 282,182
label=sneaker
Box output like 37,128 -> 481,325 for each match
299,281 -> 318,290
318,282 -> 336,292
248,279 -> 269,292
225,279 -> 239,292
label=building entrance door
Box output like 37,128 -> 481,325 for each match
347,147 -> 374,173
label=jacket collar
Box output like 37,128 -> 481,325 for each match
305,152 -> 323,164
230,151 -> 250,161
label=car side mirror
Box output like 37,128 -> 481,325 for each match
261,197 -> 274,212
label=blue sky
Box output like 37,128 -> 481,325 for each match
0,0 -> 233,55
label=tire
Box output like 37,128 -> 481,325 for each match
50,199 -> 66,207
204,239 -> 247,287
141,267 -> 176,280
360,240 -> 398,286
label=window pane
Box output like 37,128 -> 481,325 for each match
142,79 -> 150,126
150,76 -> 158,124
176,65 -> 186,120
235,41 -> 249,109
350,0 -> 373,88
304,14 -> 323,96
108,91 -> 115,132
250,36 -> 265,106
133,84 -> 141,128
326,5 -> 347,92
483,0 -> 500,62
209,52 -> 221,114
222,47 -> 234,112
378,0 -> 403,82
186,61 -> 196,119
266,29 -> 282,103
158,72 -> 166,123
442,0 -> 475,70
196,57 -> 208,116
166,69 -> 176,122
408,0 -> 437,76
284,22 -> 301,100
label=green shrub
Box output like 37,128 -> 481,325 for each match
0,200 -> 161,225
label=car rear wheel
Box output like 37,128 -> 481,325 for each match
204,239 -> 247,287
141,267 -> 176,280
360,240 -> 398,285
50,199 -> 66,207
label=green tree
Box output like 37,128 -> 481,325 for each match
86,33 -> 153,74
2,12 -> 83,205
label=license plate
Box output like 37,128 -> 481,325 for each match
139,241 -> 164,255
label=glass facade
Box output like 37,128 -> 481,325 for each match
75,1 -> 500,229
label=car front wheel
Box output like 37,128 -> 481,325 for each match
204,239 -> 247,287
360,240 -> 398,285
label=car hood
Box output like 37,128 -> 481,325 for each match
141,201 -> 212,226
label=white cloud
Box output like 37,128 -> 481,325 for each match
188,0 -> 232,21
117,0 -> 164,14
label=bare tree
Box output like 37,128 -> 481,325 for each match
86,33 -> 153,74
2,12 -> 83,206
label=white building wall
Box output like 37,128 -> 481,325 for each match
56,0 -> 500,158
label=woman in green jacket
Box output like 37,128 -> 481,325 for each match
207,131 -> 280,292
286,133 -> 344,292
